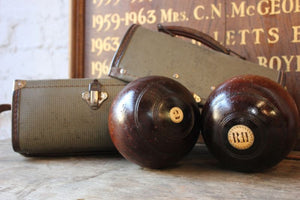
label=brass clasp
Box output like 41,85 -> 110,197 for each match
82,79 -> 108,110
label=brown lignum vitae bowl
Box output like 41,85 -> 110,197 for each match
201,75 -> 299,172
109,76 -> 201,169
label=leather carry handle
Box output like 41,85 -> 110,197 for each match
157,24 -> 246,60
0,104 -> 11,113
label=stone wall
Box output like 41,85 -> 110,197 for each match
0,0 -> 69,139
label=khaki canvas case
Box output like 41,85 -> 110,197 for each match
109,24 -> 282,103
12,78 -> 126,156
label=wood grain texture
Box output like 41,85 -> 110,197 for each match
108,76 -> 201,169
69,0 -> 85,78
201,75 -> 299,172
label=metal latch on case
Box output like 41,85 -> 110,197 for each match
82,79 -> 108,110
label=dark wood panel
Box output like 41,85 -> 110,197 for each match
70,0 -> 85,78
83,0 -> 226,78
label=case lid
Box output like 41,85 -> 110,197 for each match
109,25 -> 280,104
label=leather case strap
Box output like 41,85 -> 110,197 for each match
0,104 -> 11,113
157,24 -> 246,60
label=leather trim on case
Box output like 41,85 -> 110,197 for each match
12,89 -> 21,153
109,24 -> 140,79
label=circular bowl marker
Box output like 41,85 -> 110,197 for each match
227,125 -> 254,150
169,107 -> 184,123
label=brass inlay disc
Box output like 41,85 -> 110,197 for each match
169,107 -> 184,123
227,125 -> 254,150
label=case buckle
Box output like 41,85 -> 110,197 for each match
82,79 -> 108,110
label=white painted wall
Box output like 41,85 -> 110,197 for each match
0,0 -> 69,139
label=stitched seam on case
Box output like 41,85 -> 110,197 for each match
121,72 -> 140,79
23,84 -> 125,89
110,67 -> 141,80
12,90 -> 21,152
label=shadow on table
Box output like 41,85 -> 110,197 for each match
22,143 -> 300,179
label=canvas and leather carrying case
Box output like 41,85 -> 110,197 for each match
12,78 -> 126,156
109,24 -> 283,104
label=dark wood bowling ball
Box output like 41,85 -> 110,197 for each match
109,76 -> 201,169
201,75 -> 299,172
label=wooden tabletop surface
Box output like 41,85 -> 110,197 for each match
0,139 -> 299,200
